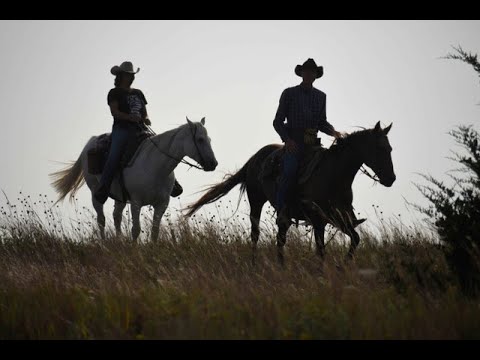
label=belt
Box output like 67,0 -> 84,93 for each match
287,128 -> 317,145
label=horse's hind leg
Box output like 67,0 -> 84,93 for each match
248,196 -> 265,265
113,200 -> 127,236
247,187 -> 267,265
92,195 -> 106,239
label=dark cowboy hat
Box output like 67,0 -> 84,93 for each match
110,61 -> 140,75
294,58 -> 323,78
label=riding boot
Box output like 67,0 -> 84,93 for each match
171,178 -> 183,197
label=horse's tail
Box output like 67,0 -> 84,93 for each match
185,156 -> 254,217
49,139 -> 90,205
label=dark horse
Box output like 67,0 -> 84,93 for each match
186,121 -> 395,264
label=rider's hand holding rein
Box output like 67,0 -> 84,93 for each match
333,130 -> 346,139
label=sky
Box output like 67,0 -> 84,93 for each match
0,20 -> 479,232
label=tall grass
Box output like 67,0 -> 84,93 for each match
0,193 -> 479,339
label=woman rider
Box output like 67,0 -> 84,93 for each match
94,61 -> 183,204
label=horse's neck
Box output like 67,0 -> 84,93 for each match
141,127 -> 185,175
326,141 -> 364,187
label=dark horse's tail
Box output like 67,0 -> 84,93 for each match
185,156 -> 254,217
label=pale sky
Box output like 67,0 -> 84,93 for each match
0,20 -> 479,231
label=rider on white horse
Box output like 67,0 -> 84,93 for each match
94,61 -> 183,204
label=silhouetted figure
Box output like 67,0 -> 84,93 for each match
94,61 -> 183,204
273,58 -> 344,226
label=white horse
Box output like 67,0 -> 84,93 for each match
50,117 -> 218,241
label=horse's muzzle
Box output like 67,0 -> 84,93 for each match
204,160 -> 218,172
380,174 -> 396,187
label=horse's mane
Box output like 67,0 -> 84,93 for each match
152,122 -> 204,143
328,128 -> 374,152
156,123 -> 189,138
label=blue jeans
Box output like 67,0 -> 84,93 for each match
95,122 -> 136,203
275,141 -> 305,211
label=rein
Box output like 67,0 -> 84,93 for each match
189,122 -> 207,168
360,165 -> 380,183
144,124 -> 204,170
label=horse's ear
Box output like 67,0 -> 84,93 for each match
374,121 -> 382,133
201,117 -> 205,125
384,122 -> 392,135
186,116 -> 192,125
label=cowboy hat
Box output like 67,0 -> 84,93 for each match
110,61 -> 140,75
294,58 -> 323,78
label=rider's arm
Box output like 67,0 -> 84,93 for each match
109,101 -> 140,122
142,106 -> 151,125
140,91 -> 151,124
273,89 -> 290,142
317,94 -> 341,138
143,106 -> 149,120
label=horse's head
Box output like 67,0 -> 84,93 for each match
362,121 -> 396,187
185,117 -> 218,172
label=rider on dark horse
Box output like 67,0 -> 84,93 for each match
273,58 -> 344,225
94,61 -> 183,204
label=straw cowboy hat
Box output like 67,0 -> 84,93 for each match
294,58 -> 323,78
110,61 -> 140,75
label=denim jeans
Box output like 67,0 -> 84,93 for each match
95,122 -> 136,203
275,140 -> 305,211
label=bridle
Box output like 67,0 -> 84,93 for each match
144,122 -> 204,170
360,165 -> 380,183
187,120 -> 208,170
333,136 -> 381,184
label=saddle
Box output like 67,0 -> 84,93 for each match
87,126 -> 153,202
261,141 -> 327,187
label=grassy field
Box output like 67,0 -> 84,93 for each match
0,194 -> 479,339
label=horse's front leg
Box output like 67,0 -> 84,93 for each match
151,199 -> 169,242
92,194 -> 106,240
342,223 -> 360,261
338,210 -> 361,261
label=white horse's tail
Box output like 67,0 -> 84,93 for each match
50,139 -> 90,205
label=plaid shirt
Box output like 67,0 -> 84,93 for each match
273,85 -> 335,142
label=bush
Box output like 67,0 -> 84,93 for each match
416,46 -> 480,296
